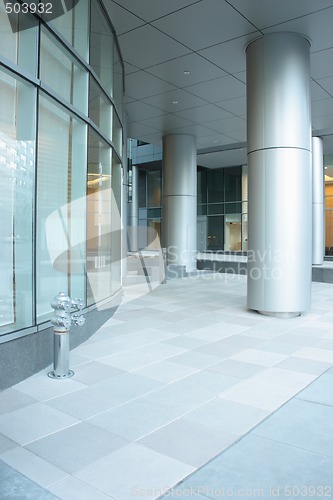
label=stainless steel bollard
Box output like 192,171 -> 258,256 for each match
48,292 -> 85,379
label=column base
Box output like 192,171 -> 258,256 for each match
257,310 -> 301,319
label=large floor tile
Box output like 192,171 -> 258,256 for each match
219,379 -> 297,411
25,422 -> 128,474
179,433 -> 333,499
87,400 -> 168,442
71,360 -> 124,385
274,356 -> 332,375
100,342 -> 186,371
138,418 -> 238,467
167,351 -> 221,370
206,358 -> 265,379
13,375 -> 87,402
49,476 -> 112,500
0,389 -> 38,416
248,367 -> 316,391
74,443 -> 194,500
254,398 -> 333,457
296,369 -> 333,406
229,349 -> 288,366
0,446 -> 68,488
45,384 -> 135,420
0,434 -> 16,454
184,398 -> 269,435
0,403 -> 78,445
133,360 -> 199,384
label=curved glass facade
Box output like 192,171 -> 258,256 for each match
0,0 -> 124,337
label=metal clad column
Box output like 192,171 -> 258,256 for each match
312,137 -> 324,265
128,165 -> 139,252
162,134 -> 197,273
246,34 -> 312,316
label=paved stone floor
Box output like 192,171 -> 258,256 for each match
0,273 -> 333,499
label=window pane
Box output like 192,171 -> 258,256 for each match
37,94 -> 87,320
112,109 -> 122,157
113,43 -> 123,114
147,171 -> 161,207
207,170 -> 224,203
0,71 -> 35,334
207,216 -> 224,251
197,168 -> 207,204
89,76 -> 112,140
0,3 -> 38,76
40,27 -> 88,114
90,1 -> 113,97
224,215 -> 242,252
48,0 -> 89,60
111,157 -> 122,295
86,128 -> 112,305
224,166 -> 242,201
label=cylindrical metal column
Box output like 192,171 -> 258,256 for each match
312,137 -> 324,265
246,33 -> 312,316
53,333 -> 73,378
162,134 -> 197,273
128,165 -> 139,252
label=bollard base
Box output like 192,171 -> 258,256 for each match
48,370 -> 74,379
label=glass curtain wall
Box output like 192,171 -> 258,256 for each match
0,0 -> 124,336
324,154 -> 333,255
0,70 -> 36,332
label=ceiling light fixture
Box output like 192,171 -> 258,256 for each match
184,70 -> 190,75
172,100 -> 178,104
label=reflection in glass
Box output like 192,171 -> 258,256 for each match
40,27 -> 88,114
0,71 -> 36,333
90,0 -> 113,97
0,2 -> 38,76
37,94 -> 87,320
86,128 -> 112,305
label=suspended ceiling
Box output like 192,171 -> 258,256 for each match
102,0 -> 333,167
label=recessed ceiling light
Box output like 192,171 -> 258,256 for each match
184,70 -> 190,75
213,140 -> 218,143
172,100 -> 178,104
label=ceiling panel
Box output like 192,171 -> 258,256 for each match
125,101 -> 166,121
145,53 -> 227,88
216,96 -> 247,118
198,34 -> 255,74
311,80 -> 331,101
198,149 -> 247,168
152,0 -> 256,51
186,75 -> 246,103
316,76 -> 333,96
125,72 -> 176,100
228,0 -> 333,31
312,98 -> 333,118
311,48 -> 333,80
167,124 -> 225,140
109,0 -> 201,23
262,7 -> 333,53
197,135 -> 238,149
142,89 -> 207,112
176,104 -> 233,124
206,116 -> 246,134
102,1 -> 145,35
139,114 -> 193,132
118,25 -> 190,68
